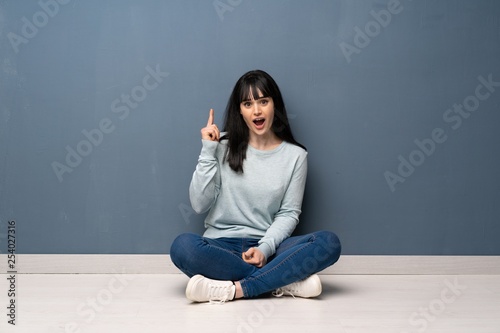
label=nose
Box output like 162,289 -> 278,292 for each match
253,103 -> 262,115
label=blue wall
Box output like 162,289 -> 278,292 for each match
1,0 -> 499,255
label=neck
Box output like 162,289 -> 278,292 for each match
248,132 -> 283,150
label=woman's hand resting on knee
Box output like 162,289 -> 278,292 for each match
242,247 -> 267,268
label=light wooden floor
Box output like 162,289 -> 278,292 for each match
0,274 -> 499,333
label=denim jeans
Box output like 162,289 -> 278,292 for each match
170,231 -> 341,298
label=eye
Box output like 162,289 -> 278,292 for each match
243,102 -> 251,107
260,99 -> 268,105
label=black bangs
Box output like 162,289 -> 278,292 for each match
238,78 -> 271,102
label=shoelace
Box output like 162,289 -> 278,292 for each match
208,284 -> 233,305
272,288 -> 296,299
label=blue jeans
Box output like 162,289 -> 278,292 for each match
170,231 -> 341,298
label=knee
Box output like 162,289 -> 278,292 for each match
315,230 -> 342,264
170,233 -> 198,265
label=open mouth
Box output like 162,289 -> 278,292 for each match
253,118 -> 265,128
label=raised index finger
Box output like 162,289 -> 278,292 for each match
207,108 -> 214,126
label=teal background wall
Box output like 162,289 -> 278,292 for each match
1,0 -> 499,254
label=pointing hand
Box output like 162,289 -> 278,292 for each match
200,108 -> 220,141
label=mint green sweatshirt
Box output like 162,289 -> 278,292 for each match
189,139 -> 308,260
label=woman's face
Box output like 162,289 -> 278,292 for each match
240,89 -> 275,138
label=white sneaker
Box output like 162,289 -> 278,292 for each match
186,275 -> 236,304
273,274 -> 322,298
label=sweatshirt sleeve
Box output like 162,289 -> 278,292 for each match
257,151 -> 308,260
189,139 -> 221,214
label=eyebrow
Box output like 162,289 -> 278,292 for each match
241,96 -> 270,102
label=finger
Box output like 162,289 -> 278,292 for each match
242,249 -> 253,260
244,257 -> 257,266
206,124 -> 219,141
207,108 -> 214,127
201,128 -> 213,141
213,125 -> 220,141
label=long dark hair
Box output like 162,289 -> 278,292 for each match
220,70 -> 306,173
